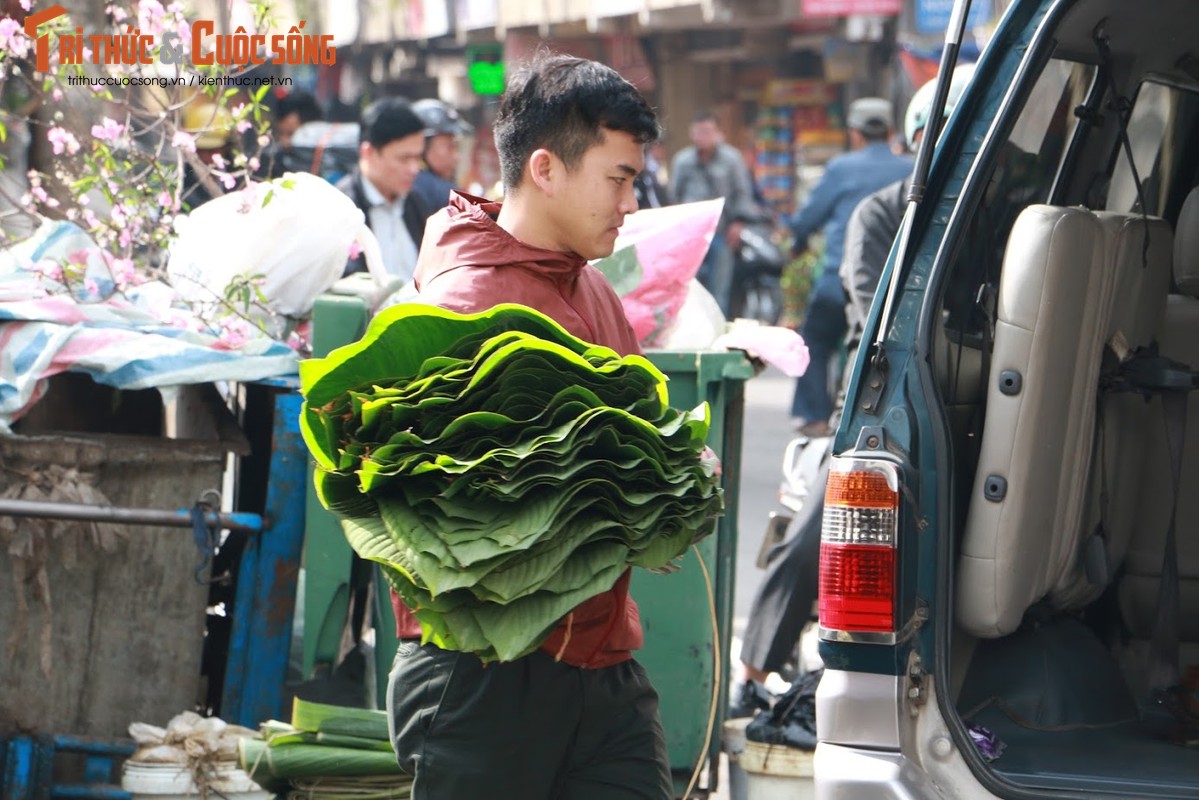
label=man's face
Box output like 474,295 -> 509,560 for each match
690,119 -> 720,153
424,133 -> 460,182
360,131 -> 425,201
546,128 -> 643,260
274,112 -> 301,148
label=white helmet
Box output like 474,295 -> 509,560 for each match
904,63 -> 977,148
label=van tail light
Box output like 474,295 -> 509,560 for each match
819,457 -> 900,640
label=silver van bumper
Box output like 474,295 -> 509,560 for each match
815,742 -> 948,799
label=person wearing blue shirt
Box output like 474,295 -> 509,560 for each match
787,98 -> 913,436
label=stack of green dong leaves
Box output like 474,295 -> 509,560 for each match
240,698 -> 411,799
300,304 -> 722,662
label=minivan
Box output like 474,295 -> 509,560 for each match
817,0 -> 1199,796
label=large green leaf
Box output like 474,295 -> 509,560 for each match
300,304 -> 600,468
300,304 -> 722,661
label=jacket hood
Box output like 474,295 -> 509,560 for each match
413,191 -> 586,290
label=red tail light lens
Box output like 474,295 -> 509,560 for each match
819,545 -> 896,632
819,459 -> 900,638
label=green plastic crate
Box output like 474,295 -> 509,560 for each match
303,294 -> 369,683
634,350 -> 752,795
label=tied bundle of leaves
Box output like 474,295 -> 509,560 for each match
300,304 -> 722,661
241,699 -> 411,798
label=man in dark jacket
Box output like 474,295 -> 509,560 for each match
840,64 -> 976,354
388,54 -> 677,800
840,177 -> 909,356
335,97 -> 433,280
410,98 -> 473,215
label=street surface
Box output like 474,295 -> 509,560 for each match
732,365 -> 797,641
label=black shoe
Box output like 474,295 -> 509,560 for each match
728,679 -> 772,719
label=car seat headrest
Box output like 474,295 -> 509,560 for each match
1173,186 -> 1199,298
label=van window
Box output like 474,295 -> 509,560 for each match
941,58 -> 1095,336
1105,81 -> 1199,215
935,58 -> 1094,513
1004,58 -> 1095,194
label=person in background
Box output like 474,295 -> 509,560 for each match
271,89 -> 323,149
841,65 -> 977,354
786,97 -> 912,437
335,97 -> 434,280
410,98 -> 474,215
256,89 -> 325,180
180,97 -> 236,210
390,53 -> 675,800
670,111 -> 757,315
633,140 -> 670,210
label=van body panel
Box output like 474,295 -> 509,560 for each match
816,669 -> 902,748
814,743 -> 951,800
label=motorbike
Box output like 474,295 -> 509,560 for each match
728,217 -> 786,324
259,121 -> 360,183
754,429 -> 832,683
757,432 -> 828,569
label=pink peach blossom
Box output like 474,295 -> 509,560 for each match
172,130 -> 196,153
90,118 -> 126,142
47,127 -> 81,156
109,257 -> 136,286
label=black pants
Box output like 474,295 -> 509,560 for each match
739,458 -> 830,674
388,643 -> 673,800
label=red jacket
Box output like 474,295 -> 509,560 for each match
390,191 -> 643,669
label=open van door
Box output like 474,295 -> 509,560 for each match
817,0 -> 1199,797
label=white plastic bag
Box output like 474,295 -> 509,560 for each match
167,171 -> 382,320
655,279 -> 727,351
127,710 -> 257,764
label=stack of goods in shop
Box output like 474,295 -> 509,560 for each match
753,79 -> 846,219
753,105 -> 796,219
239,698 -> 411,799
299,303 -> 722,663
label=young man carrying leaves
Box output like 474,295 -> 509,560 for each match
387,54 -> 674,799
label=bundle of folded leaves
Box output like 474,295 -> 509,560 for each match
300,303 -> 722,662
240,698 -> 411,798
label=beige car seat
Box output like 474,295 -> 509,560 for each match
1052,211 -> 1175,609
957,204 -> 1172,638
1119,187 -> 1199,691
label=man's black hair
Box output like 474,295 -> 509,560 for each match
277,90 -> 323,124
858,123 -> 890,142
692,110 -> 718,125
494,53 -> 661,191
358,97 -> 425,149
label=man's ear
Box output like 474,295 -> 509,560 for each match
527,148 -> 557,195
359,141 -> 374,163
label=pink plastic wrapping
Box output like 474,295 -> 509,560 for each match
593,199 -> 724,347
